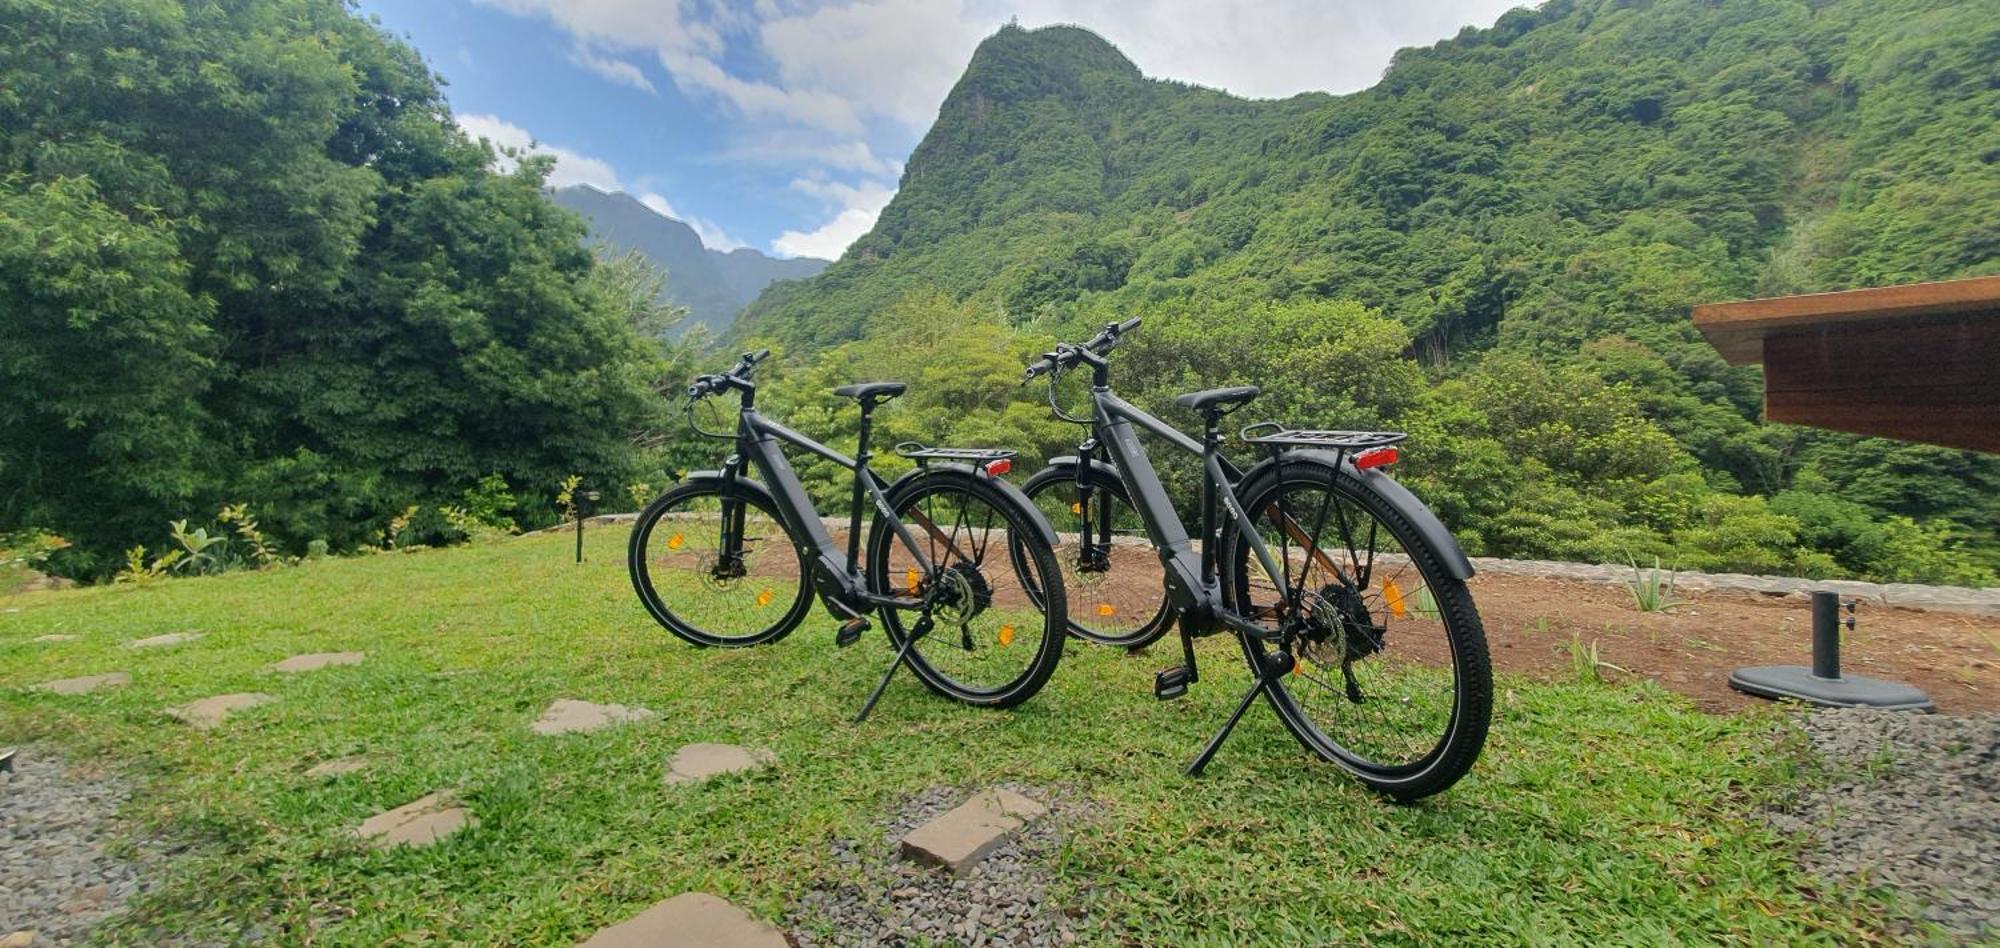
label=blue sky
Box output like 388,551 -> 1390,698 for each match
357,0 -> 1523,260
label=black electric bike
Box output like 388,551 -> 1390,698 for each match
629,350 -> 1068,721
1022,320 -> 1491,799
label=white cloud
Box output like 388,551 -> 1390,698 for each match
1005,0 -> 1525,99
657,45 -> 864,134
717,133 -> 902,178
457,113 -> 622,190
772,206 -> 880,259
772,176 -> 896,259
759,0 -> 990,128
570,45 -> 656,93
473,0 -> 863,133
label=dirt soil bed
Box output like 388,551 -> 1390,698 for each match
644,520 -> 2000,713
1468,573 -> 2000,713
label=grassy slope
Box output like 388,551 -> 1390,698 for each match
0,530 -> 1906,944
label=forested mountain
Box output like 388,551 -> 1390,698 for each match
734,0 -> 1999,583
550,185 -> 826,335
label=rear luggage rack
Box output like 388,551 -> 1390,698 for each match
1237,423 -> 1407,451
893,442 -> 1018,463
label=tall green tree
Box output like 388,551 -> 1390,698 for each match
0,0 -> 669,574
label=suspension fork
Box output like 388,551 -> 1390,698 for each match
1074,436 -> 1105,566
717,452 -> 749,565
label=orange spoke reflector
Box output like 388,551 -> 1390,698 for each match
756,589 -> 774,607
667,533 -> 684,550
1383,579 -> 1407,619
1097,603 -> 1116,617
906,568 -> 921,595
998,625 -> 1016,647
1292,655 -> 1301,676
1070,502 -> 1082,514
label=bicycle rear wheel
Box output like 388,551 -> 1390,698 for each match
629,480 -> 813,648
1022,465 -> 1172,649
867,472 -> 1066,709
1224,458 -> 1491,800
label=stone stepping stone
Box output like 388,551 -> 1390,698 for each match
305,756 -> 370,779
32,634 -> 76,643
663,742 -> 776,786
900,789 -> 1048,875
267,651 -> 365,673
530,698 -> 655,736
579,893 -> 787,948
128,632 -> 202,649
31,673 -> 130,695
352,792 -> 474,849
1,930 -> 38,947
167,692 -> 273,730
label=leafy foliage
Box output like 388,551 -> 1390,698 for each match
0,0 -> 676,577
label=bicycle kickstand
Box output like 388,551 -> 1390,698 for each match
1185,649 -> 1294,776
854,616 -> 932,724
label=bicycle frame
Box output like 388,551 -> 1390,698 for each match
711,387 -> 936,622
1081,386 -> 1287,641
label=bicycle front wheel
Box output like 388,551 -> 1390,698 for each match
1223,458 -> 1491,800
867,472 -> 1067,709
629,480 -> 813,648
1022,465 -> 1172,649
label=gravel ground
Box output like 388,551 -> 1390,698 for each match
0,749 -> 158,945
786,784 -> 1096,947
1770,710 -> 2000,939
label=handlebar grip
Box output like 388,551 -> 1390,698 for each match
1117,316 -> 1142,334
1024,357 -> 1057,379
743,348 -> 771,365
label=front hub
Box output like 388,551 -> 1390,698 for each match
696,552 -> 747,591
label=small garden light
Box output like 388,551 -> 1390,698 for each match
575,489 -> 601,564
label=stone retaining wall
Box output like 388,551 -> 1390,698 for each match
1469,557 -> 2000,617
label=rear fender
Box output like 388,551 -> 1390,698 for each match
1237,450 -> 1474,580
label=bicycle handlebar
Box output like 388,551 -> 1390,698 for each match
1022,317 -> 1142,380
686,349 -> 771,399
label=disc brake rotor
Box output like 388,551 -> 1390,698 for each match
694,551 -> 745,592
1291,589 -> 1347,667
927,561 -> 993,624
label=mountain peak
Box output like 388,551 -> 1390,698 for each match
945,23 -> 1141,109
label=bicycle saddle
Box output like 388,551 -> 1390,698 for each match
832,381 -> 907,401
1174,385 -> 1260,411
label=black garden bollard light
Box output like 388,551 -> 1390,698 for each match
1729,591 -> 1934,711
574,489 -> 600,564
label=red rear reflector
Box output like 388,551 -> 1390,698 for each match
984,458 -> 1013,476
1354,447 -> 1399,470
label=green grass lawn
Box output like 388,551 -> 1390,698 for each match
1,529 -> 1908,945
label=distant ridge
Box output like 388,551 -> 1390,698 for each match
550,185 -> 827,335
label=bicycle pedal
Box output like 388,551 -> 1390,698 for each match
1154,666 -> 1194,700
835,617 -> 870,648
